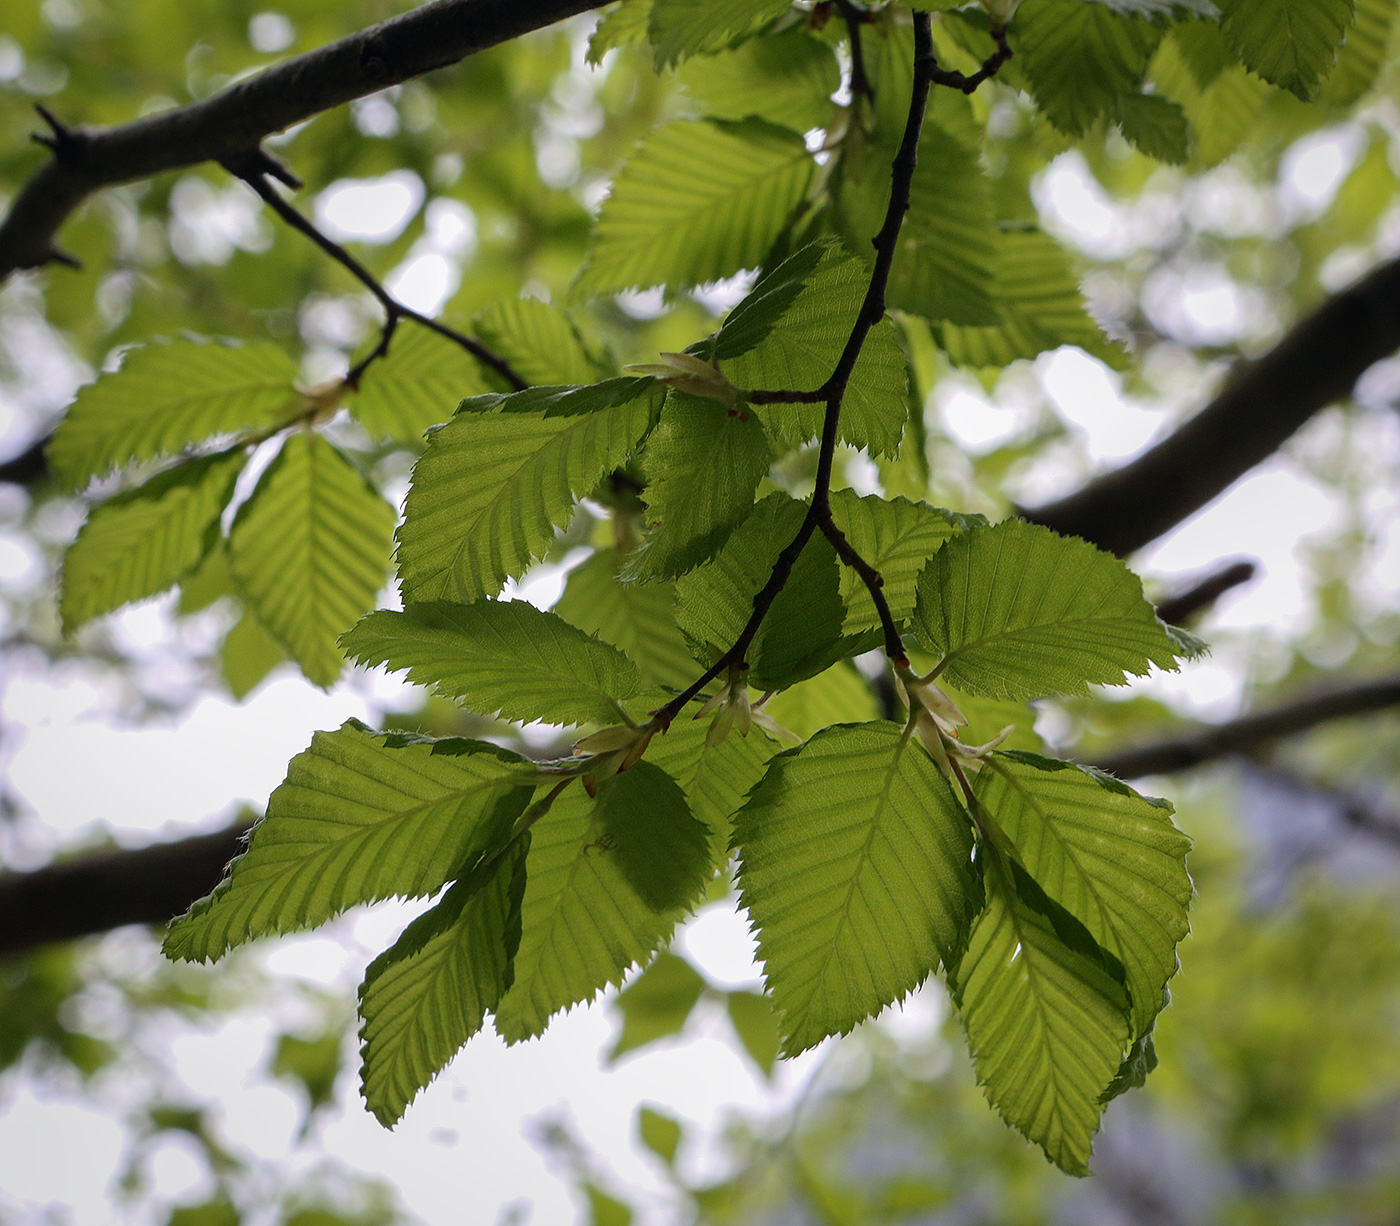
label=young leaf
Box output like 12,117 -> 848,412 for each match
493,768 -> 709,1043
674,30 -> 841,133
721,242 -> 909,457
608,951 -> 707,1060
1219,0 -> 1355,99
577,120 -> 813,296
351,324 -> 497,442
599,760 -> 712,912
953,856 -> 1131,1177
474,299 -> 607,387
710,242 -> 828,362
735,722 -> 981,1054
647,0 -> 790,68
60,449 -> 244,633
341,600 -> 643,726
229,432 -> 396,688
625,391 -> 772,580
358,835 -> 529,1126
554,549 -> 697,690
395,378 -> 660,603
49,338 -> 297,491
163,721 -> 535,963
913,518 -> 1190,701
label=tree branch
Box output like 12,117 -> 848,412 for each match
0,0 -> 597,280
1022,254 -> 1400,556
1154,559 -> 1257,627
1091,673 -> 1400,779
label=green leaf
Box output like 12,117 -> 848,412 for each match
1114,92 -> 1193,163
351,324 -> 497,442
648,0 -> 791,67
1320,0 -> 1397,105
674,494 -> 870,692
1219,0 -> 1355,99
828,490 -> 961,634
710,242 -> 828,361
229,433 -> 396,688
49,338 -> 297,491
358,836 -> 529,1126
474,298 -> 607,387
1014,1 -> 1162,136
577,120 -> 813,296
163,721 -> 534,963
937,229 -> 1126,370
953,856 -> 1131,1176
625,392 -> 772,580
1103,1030 -> 1158,1104
762,660 -> 879,741
608,951 -> 707,1060
735,722 -> 981,1054
341,600 -> 643,726
721,242 -> 909,457
725,989 -> 781,1075
221,607 -> 286,699
493,769 -> 707,1042
913,518 -> 1190,701
600,761 -> 712,911
396,378 -> 660,603
588,0 -> 652,65
60,449 -> 244,633
675,30 -> 840,132
978,751 -> 1192,1036
584,1186 -> 633,1226
178,540 -> 234,613
637,1105 -> 684,1165
554,549 -> 697,690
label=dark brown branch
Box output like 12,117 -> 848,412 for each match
1155,559 -> 1257,627
1022,254 -> 1400,556
0,819 -> 253,957
923,23 -> 1012,95
1091,674 -> 1400,779
0,0 -> 597,280
0,434 -> 51,486
231,164 -> 527,391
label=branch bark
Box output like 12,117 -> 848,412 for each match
1021,255 -> 1400,556
0,0 -> 596,279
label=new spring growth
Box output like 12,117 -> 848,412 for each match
695,665 -> 801,748
981,0 -> 1021,22
624,352 -> 738,406
571,720 -> 656,797
896,666 -> 1014,777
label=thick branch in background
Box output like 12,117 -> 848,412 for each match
0,0 -> 595,278
1022,255 -> 1400,556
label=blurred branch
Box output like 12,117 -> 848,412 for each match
1154,559 -> 1257,627
1250,761 -> 1400,852
0,0 -> 596,279
0,434 -> 50,486
1022,254 -> 1400,555
1092,674 -> 1400,779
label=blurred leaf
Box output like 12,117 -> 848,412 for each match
608,951 -> 707,1060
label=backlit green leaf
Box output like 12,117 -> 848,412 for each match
474,298 -> 607,387
1219,0 -> 1354,99
648,0 -> 790,68
229,432 -> 396,688
913,518 -> 1189,700
1114,92 -> 1193,163
608,951 -> 707,1060
341,600 -> 643,726
221,607 -> 286,700
1320,0 -> 1397,105
49,338 -> 297,490
396,378 -> 660,603
351,324 -> 497,443
735,722 -> 980,1053
164,721 -> 535,963
600,761 -> 712,911
675,30 -> 840,132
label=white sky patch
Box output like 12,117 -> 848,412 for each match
1038,348 -> 1166,462
1278,124 -> 1365,221
0,1088 -> 127,1224
315,171 -> 425,244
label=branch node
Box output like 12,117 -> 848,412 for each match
32,104 -> 82,160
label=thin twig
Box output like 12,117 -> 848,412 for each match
834,0 -> 875,104
228,156 -> 528,391
1155,559 -> 1257,627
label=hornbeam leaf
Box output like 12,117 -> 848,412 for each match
721,242 -> 909,458
49,338 -> 298,491
351,324 -> 497,443
977,751 -> 1192,1037
229,433 -> 396,688
588,0 -> 652,65
474,299 -> 607,387
163,721 -> 536,963
1114,93 -> 1193,164
735,722 -> 981,1054
675,30 -> 841,133
953,857 -> 1131,1176
648,0 -> 791,68
625,391 -> 773,580
396,378 -> 660,603
913,518 -> 1190,701
607,951 -> 707,1061
493,766 -> 713,1042
341,600 -> 643,726
577,120 -> 813,296
1219,0 -> 1355,99
554,549 -> 697,690
600,761 -> 711,912
60,449 -> 244,633
1320,0 -> 1397,105
828,490 -> 961,634
710,242 -> 828,361
358,836 -> 529,1126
